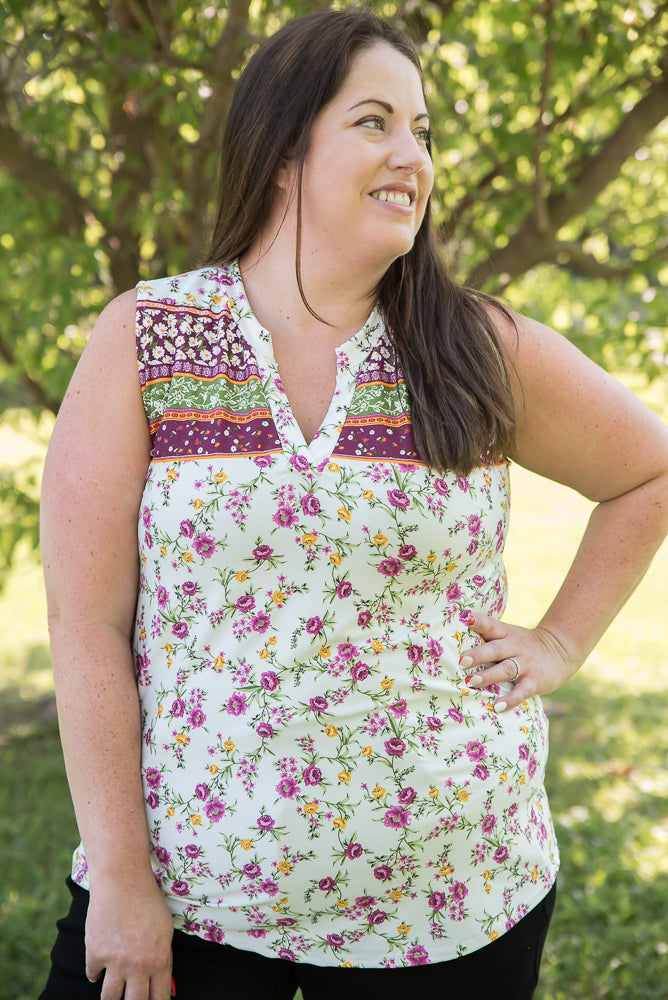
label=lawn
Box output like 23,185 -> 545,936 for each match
1,414 -> 667,999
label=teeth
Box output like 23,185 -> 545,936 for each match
374,190 -> 411,206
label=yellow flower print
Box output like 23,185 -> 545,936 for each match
213,471 -> 227,483
182,552 -> 193,563
209,764 -> 218,776
193,498 -> 203,510
272,904 -> 282,912
457,789 -> 469,802
428,553 -> 438,563
389,889 -> 402,901
362,490 -> 374,499
439,865 -> 452,876
373,533 -> 388,546
484,884 -> 492,894
361,746 -> 373,757
279,898 -> 289,905
271,591 -> 285,605
236,570 -> 248,582
166,806 -> 175,817
531,866 -> 538,882
167,470 -> 177,482
259,648 -> 270,659
522,725 -> 529,734
303,801 -> 319,814
214,655 -> 225,671
301,532 -> 317,546
489,930 -> 499,942
319,646 -> 331,659
277,860 -> 292,874
175,733 -> 189,746
499,773 -> 508,782
342,961 -> 355,968
223,739 -> 236,751
483,870 -> 491,880
325,725 -> 338,738
329,552 -> 343,566
336,899 -> 348,909
159,546 -> 167,556
141,552 -> 147,565
190,814 -> 202,825
428,787 -> 440,798
446,560 -> 457,571
372,640 -> 385,653
371,785 -> 386,798
380,675 -> 392,688
211,294 -> 222,304
240,839 -> 252,851
157,704 -> 164,717
397,923 -> 411,935
519,774 -> 526,785
337,507 -> 352,521
268,636 -> 277,646
328,462 -> 340,473
338,770 -> 352,783
333,816 -> 347,829
140,627 -> 146,641
454,631 -> 462,643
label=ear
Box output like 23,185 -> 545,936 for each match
275,155 -> 295,193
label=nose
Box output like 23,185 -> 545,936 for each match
386,125 -> 430,174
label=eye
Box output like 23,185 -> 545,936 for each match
357,115 -> 385,132
414,126 -> 432,146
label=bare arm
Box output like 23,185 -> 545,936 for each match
461,311 -> 668,708
41,290 -> 173,1000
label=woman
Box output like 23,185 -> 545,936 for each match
39,9 -> 668,1000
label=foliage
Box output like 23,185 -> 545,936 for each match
1,0 -> 667,578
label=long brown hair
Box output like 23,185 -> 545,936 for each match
204,8 -> 516,473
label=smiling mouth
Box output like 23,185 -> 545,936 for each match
371,190 -> 413,207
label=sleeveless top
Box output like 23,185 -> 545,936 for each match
71,262 -> 559,967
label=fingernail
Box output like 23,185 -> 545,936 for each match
468,615 -> 476,625
172,977 -> 177,996
459,655 -> 473,669
468,675 -> 483,687
494,701 -> 507,713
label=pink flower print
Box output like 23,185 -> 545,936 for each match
155,846 -> 171,866
180,519 -> 195,538
256,814 -> 275,831
182,580 -> 198,596
355,895 -> 376,908
457,475 -> 469,493
449,881 -> 468,901
433,478 -> 450,496
145,767 -> 162,789
446,583 -> 462,601
481,814 -> 497,835
472,574 -> 485,587
326,934 -> 345,949
276,776 -> 300,798
383,806 -> 412,829
318,876 -> 336,892
303,765 -> 322,787
428,891 -> 446,911
388,699 -> 408,719
528,756 -> 538,778
254,455 -> 273,468
147,791 -> 159,809
468,539 -> 478,555
205,797 -> 226,822
236,593 -> 256,613
337,642 -> 358,661
426,716 -> 442,731
309,696 -> 329,713
273,504 -> 299,528
448,707 -> 464,723
406,945 -> 430,966
256,722 -> 275,739
260,671 -> 279,691
172,621 -> 189,639
193,532 -> 216,558
305,615 -> 323,635
473,763 -> 490,781
142,506 -> 152,527
357,610 -> 372,628
157,586 -> 169,608
250,611 -> 271,633
185,844 -> 201,859
378,557 -> 403,578
335,580 -> 352,599
243,862 -> 262,878
195,782 -> 209,801
247,928 -> 267,939
397,786 -> 416,805
260,879 -> 279,896
252,544 -> 274,560
407,644 -> 424,665
368,909 -> 387,925
227,692 -> 248,716
518,744 -> 529,760
397,544 -> 417,560
466,741 -> 487,762
301,493 -> 321,515
384,737 -> 407,757
171,880 -> 190,896
493,846 -> 509,863
468,514 -> 482,536
373,864 -> 393,881
350,661 -> 369,682
386,488 -> 410,510
290,454 -> 311,473
188,707 -> 206,727
344,841 -> 363,860
277,948 -> 295,961
171,698 -> 186,718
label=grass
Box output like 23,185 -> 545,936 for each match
1,415 -> 667,999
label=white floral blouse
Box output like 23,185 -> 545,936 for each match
71,262 -> 558,967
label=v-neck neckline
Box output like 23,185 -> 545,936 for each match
226,261 -> 386,471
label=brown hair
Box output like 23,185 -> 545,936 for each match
204,7 -> 516,473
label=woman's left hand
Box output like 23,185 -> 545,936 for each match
459,613 -> 578,713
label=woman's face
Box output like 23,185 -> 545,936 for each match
285,42 -> 434,272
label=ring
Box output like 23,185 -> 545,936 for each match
508,656 -> 521,681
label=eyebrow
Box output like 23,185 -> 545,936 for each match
348,98 -> 430,123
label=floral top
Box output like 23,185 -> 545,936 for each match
71,262 -> 558,967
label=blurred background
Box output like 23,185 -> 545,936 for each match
1,1 -> 667,997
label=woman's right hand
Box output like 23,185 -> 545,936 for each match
85,872 -> 174,1000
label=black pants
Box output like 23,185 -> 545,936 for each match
39,877 -> 556,1000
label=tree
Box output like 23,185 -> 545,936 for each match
1,0 -> 667,580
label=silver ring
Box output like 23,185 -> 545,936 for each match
508,656 -> 521,681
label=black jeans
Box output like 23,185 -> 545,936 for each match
39,877 -> 556,1000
